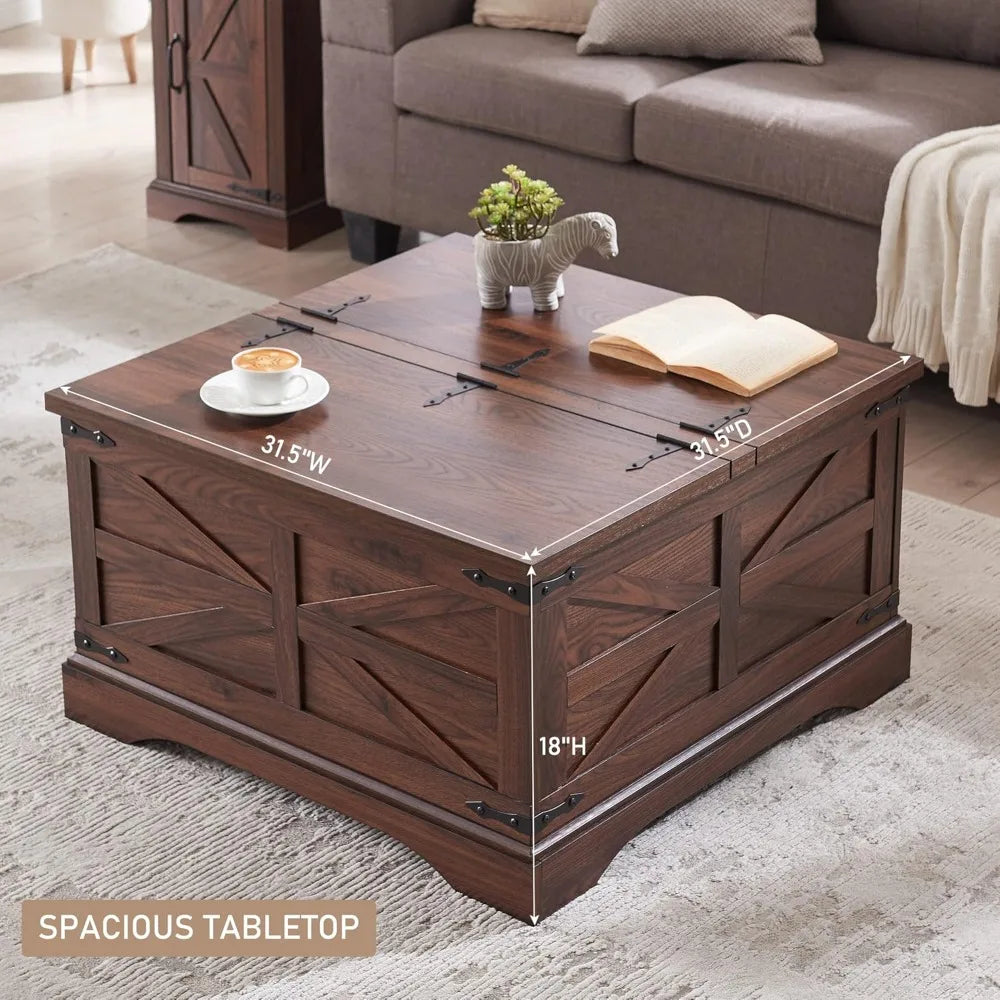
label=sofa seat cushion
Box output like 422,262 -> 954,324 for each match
395,24 -> 710,163
634,43 -> 1000,226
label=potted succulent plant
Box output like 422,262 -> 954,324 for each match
469,164 -> 618,312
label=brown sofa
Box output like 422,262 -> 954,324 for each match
319,0 -> 1000,339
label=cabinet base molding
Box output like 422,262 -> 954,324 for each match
147,180 -> 342,251
62,619 -> 910,924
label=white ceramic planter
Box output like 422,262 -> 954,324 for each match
474,212 -> 619,312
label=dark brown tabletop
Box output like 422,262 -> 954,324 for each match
46,236 -> 920,563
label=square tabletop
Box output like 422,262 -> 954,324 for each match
46,236 -> 921,567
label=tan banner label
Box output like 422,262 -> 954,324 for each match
22,900 -> 376,958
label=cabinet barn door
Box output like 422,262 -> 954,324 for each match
168,0 -> 269,202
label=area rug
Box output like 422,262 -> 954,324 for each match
0,244 -> 272,589
1,249 -> 999,1000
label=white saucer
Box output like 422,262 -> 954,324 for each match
199,368 -> 330,416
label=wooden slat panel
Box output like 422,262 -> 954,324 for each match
298,533 -> 425,604
567,596 -> 721,704
496,609 -> 531,799
737,534 -> 870,673
97,462 -> 265,591
95,529 -> 272,624
188,0 -> 237,58
109,607 -> 263,645
718,509 -> 740,689
66,448 -> 100,623
77,619 -> 520,816
740,500 -> 875,603
891,411 -> 906,586
271,526 -> 301,708
298,606 -> 498,786
570,574 -> 717,614
564,602 -> 664,670
870,419 -> 898,593
158,630 -> 277,696
744,437 -> 870,572
369,607 -> 499,681
306,643 -> 490,786
743,583 -> 869,619
570,639 -> 692,777
534,603 -> 569,799
541,586 -> 899,810
304,586 -> 488,626
298,606 -> 496,700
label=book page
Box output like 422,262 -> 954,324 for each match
671,313 -> 838,395
592,296 -> 751,366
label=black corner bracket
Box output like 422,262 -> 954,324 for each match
858,591 -> 900,625
463,566 -> 582,606
74,631 -> 128,663
61,417 -> 115,448
466,793 -> 585,834
866,386 -> 911,420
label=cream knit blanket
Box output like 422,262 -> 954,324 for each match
869,125 -> 1000,406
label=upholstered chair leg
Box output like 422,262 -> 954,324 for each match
120,34 -> 138,84
60,38 -> 76,92
343,212 -> 402,264
84,39 -> 95,71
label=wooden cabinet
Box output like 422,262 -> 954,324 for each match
147,0 -> 341,249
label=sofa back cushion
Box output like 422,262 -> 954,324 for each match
819,0 -> 1000,66
579,0 -> 823,64
473,0 -> 596,34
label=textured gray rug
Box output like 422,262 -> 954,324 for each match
2,248 -> 999,1000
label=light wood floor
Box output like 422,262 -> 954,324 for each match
0,22 -> 362,298
3,22 -> 999,514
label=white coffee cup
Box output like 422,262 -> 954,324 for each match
231,347 -> 309,406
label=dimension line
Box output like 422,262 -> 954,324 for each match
534,355 -> 911,557
741,356 -> 912,446
58,387 -> 527,561
528,563 -> 539,925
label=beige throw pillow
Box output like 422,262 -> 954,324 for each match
474,0 -> 598,35
578,0 -> 823,64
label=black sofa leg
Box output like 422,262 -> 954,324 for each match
343,212 -> 402,264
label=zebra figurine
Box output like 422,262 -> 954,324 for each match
474,212 -> 619,312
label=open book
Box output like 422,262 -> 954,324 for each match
589,296 -> 838,396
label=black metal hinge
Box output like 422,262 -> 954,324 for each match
424,372 -> 498,407
466,793 -> 584,834
61,417 -> 115,448
480,348 -> 550,378
75,631 -> 128,663
627,434 -> 690,472
858,591 -> 900,624
228,182 -> 284,204
680,405 -> 751,436
241,316 -> 316,348
299,294 -> 371,324
866,386 -> 910,420
463,566 -> 582,606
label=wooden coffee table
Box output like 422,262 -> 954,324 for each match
46,236 -> 923,922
